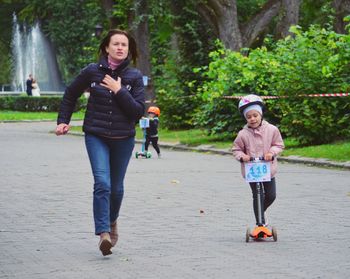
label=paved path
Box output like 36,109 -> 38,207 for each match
0,122 -> 349,279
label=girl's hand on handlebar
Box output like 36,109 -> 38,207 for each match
264,152 -> 274,161
56,123 -> 70,136
240,154 -> 251,162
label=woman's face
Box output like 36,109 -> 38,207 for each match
105,34 -> 129,61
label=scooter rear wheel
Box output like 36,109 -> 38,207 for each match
245,228 -> 250,242
272,226 -> 277,241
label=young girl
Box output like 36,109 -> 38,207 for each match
232,94 -> 284,226
145,106 -> 161,158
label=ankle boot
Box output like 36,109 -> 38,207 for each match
98,232 -> 112,256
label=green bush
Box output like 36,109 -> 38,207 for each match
154,55 -> 201,129
157,88 -> 200,129
279,97 -> 350,145
194,97 -> 243,140
0,96 -> 87,112
195,26 -> 350,145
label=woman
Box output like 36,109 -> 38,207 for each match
31,78 -> 40,97
56,29 -> 145,256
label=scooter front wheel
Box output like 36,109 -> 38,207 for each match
272,226 -> 277,241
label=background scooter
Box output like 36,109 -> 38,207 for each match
135,118 -> 152,159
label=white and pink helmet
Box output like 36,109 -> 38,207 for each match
238,94 -> 265,117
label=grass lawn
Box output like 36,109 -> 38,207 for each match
0,111 -> 84,121
135,128 -> 349,162
48,125 -> 350,162
282,141 -> 350,162
2,111 -> 349,162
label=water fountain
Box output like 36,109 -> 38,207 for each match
11,13 -> 64,93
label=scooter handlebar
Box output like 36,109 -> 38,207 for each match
240,156 -> 275,163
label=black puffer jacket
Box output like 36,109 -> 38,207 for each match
57,57 -> 145,137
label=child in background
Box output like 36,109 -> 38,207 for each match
145,106 -> 161,158
232,94 -> 284,226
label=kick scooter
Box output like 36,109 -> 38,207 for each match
244,157 -> 277,242
135,117 -> 152,159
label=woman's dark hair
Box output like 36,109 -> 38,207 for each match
98,29 -> 138,65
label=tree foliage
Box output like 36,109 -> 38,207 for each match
195,25 -> 350,145
1,0 -> 350,145
152,0 -> 216,128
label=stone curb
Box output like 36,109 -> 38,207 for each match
58,130 -> 350,171
136,140 -> 350,171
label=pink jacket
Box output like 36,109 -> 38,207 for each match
233,120 -> 284,178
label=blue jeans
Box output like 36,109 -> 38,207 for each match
85,133 -> 134,235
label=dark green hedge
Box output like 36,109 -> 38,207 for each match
0,96 -> 87,112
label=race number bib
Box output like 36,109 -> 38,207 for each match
245,161 -> 271,182
139,118 -> 150,128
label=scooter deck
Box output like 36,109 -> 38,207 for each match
135,151 -> 152,159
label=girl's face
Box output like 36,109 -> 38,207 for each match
245,110 -> 262,128
105,34 -> 129,61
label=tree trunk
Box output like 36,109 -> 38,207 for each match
196,0 -> 292,50
333,0 -> 350,34
100,0 -> 119,28
241,0 -> 282,47
197,0 -> 243,51
275,0 -> 300,39
128,0 -> 154,102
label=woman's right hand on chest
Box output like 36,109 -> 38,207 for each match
101,74 -> 121,94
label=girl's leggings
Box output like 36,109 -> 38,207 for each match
249,177 -> 276,225
145,136 -> 160,154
